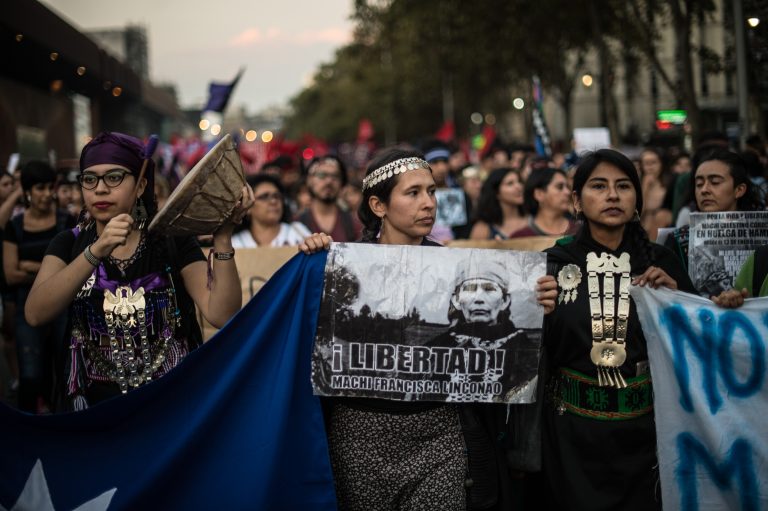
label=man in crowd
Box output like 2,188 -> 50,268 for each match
296,156 -> 362,242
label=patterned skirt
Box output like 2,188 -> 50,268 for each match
328,403 -> 467,511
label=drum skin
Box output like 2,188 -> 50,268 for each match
149,134 -> 246,236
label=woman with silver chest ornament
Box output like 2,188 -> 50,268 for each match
539,149 -> 696,510
25,132 -> 253,409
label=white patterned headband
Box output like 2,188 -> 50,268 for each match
361,157 -> 431,191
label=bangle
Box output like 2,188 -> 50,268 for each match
84,244 -> 101,266
211,249 -> 235,261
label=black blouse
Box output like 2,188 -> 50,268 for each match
544,229 -> 696,377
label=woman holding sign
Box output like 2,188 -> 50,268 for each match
664,148 -> 761,273
301,148 -> 558,511
540,149 -> 696,510
24,132 -> 252,410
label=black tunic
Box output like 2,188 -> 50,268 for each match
540,229 -> 695,511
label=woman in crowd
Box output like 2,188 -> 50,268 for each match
3,161 -> 74,412
664,148 -> 761,275
638,147 -> 674,239
24,132 -> 252,410
510,167 -> 577,237
470,167 -> 528,239
301,147 -> 558,510
540,148 -> 696,510
231,174 -> 310,248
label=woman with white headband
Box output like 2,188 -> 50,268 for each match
301,147 -> 558,511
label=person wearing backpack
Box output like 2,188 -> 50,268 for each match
3,161 -> 75,413
24,132 -> 253,410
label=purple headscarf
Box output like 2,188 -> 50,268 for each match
80,132 -> 154,175
79,132 -> 156,209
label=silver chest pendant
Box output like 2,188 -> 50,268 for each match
586,252 -> 631,389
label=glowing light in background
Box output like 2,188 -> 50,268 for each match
210,124 -> 222,136
199,119 -> 210,130
485,113 -> 496,125
245,130 -> 257,142
76,66 -> 86,76
111,86 -> 122,97
748,17 -> 760,27
302,148 -> 315,160
15,34 -> 23,42
512,98 -> 525,110
470,112 -> 483,125
582,74 -> 594,87
50,80 -> 63,92
261,130 -> 274,143
49,52 -> 58,61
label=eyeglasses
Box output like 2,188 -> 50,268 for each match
78,169 -> 131,190
310,171 -> 342,182
254,192 -> 283,202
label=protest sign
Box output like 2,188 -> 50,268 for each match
632,286 -> 768,511
447,236 -> 559,251
435,188 -> 468,226
198,246 -> 297,339
312,243 -> 546,404
688,211 -> 768,296
573,127 -> 611,154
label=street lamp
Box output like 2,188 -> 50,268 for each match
747,17 -> 760,27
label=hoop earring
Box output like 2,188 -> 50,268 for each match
132,197 -> 149,230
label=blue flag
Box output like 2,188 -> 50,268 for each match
203,69 -> 243,113
0,253 -> 337,511
531,75 -> 552,158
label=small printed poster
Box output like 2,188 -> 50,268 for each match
311,243 -> 546,404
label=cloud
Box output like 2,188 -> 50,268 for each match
229,26 -> 349,47
295,28 -> 350,45
229,27 -> 283,47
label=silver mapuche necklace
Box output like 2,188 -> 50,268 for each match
585,252 -> 631,388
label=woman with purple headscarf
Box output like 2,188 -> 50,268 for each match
24,132 -> 253,410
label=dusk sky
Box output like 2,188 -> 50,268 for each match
40,0 -> 354,113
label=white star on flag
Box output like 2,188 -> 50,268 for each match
0,460 -> 116,511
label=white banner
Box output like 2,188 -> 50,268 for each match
312,243 -> 546,404
688,211 -> 768,296
631,286 -> 768,511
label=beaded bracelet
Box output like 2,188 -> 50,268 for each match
84,244 -> 101,266
212,250 -> 235,261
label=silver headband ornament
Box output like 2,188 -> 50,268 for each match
361,157 -> 431,191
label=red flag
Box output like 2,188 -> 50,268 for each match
434,121 -> 455,143
479,125 -> 497,158
357,119 -> 374,143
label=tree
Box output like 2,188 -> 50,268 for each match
610,0 -> 719,144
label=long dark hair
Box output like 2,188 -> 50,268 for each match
524,167 -> 566,215
475,167 -> 524,225
691,148 -> 761,212
358,147 -> 427,242
572,149 -> 656,270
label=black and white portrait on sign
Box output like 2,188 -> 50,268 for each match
311,243 -> 546,404
435,188 -> 467,226
689,211 -> 768,296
